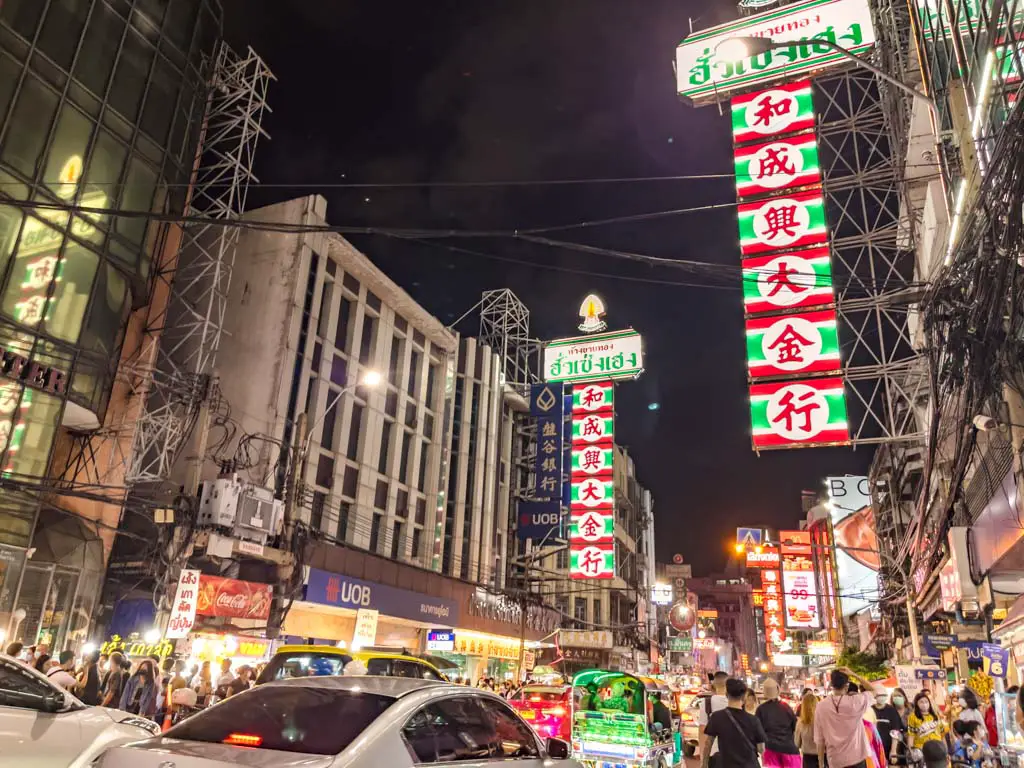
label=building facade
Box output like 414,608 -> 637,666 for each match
0,0 -> 220,648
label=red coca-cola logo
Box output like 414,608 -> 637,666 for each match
215,592 -> 249,611
197,575 -> 272,620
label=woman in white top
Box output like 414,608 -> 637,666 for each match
958,688 -> 987,744
794,692 -> 823,768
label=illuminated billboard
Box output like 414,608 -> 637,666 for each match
826,476 -> 880,615
732,80 -> 815,143
742,249 -> 835,315
675,0 -> 877,106
749,377 -> 850,449
780,530 -> 821,629
745,308 -> 841,379
738,188 -> 828,256
543,329 -> 643,384
570,382 -> 616,580
734,132 -> 822,198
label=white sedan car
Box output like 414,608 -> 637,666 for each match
96,676 -> 582,767
0,654 -> 160,767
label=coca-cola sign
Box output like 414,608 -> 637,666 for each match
196,575 -> 272,620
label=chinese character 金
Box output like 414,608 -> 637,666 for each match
768,323 -> 814,365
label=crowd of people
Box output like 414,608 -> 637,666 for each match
4,641 -> 259,724
698,667 -> 1007,768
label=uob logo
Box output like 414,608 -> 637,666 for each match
526,512 -> 559,526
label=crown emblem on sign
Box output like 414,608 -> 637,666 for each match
578,294 -> 607,333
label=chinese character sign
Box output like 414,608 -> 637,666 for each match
742,248 -> 835,315
569,380 -> 615,579
531,383 -> 565,501
738,188 -> 828,256
167,569 -> 201,639
732,80 -> 816,142
761,566 -> 787,650
749,377 -> 850,449
745,309 -> 841,378
734,132 -> 821,197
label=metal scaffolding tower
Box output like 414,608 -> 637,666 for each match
127,43 -> 273,484
813,0 -> 930,447
479,288 -> 538,389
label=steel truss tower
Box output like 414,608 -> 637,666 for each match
479,288 -> 537,389
814,0 -> 929,447
61,44 -> 273,489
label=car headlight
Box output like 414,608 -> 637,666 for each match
118,715 -> 161,735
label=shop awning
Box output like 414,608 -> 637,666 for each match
993,592 -> 1024,639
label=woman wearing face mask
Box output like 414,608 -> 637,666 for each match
907,692 -> 946,749
891,688 -> 909,719
957,689 -> 987,744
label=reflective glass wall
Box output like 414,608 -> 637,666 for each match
0,0 -> 220,513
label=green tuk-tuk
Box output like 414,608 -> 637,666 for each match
570,669 -> 682,768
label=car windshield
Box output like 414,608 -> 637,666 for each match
518,690 -> 564,703
0,660 -> 82,713
257,651 -> 351,683
168,686 -> 394,755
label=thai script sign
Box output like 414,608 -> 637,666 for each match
167,569 -> 200,639
676,0 -> 876,105
543,329 -> 643,383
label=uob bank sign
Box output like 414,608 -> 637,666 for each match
305,569 -> 460,625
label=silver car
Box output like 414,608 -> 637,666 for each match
95,676 -> 582,767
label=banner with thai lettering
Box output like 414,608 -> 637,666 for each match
196,574 -> 273,620
732,80 -> 815,143
738,187 -> 828,256
746,308 -> 841,378
167,569 -> 201,639
742,249 -> 834,316
734,132 -> 821,197
749,377 -> 850,449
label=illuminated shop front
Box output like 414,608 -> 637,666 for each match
0,0 -> 222,648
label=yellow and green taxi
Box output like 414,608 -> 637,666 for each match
254,644 -> 451,684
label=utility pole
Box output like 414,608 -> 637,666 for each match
283,411 -> 307,540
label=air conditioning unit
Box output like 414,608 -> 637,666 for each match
233,484 -> 283,543
197,476 -> 242,528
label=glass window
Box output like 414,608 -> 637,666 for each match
415,498 -> 425,525
399,432 -> 411,483
140,53 -> 178,144
411,528 -> 421,559
321,403 -> 337,452
3,389 -> 61,479
389,335 -> 403,378
45,241 -> 99,343
408,350 -> 421,397
82,261 -> 129,356
3,218 -> 62,330
163,0 -> 199,50
108,28 -> 153,121
43,104 -> 94,196
0,658 -> 53,702
365,658 -> 391,676
369,513 -> 382,553
374,479 -> 388,509
385,391 -> 397,418
82,130 -> 126,219
341,466 -> 357,498
391,521 -> 402,559
315,455 -> 334,489
330,356 -> 346,386
336,501 -> 350,542
378,420 -> 391,474
0,56 -> 19,132
342,272 -> 359,294
359,315 -> 376,365
346,403 -> 362,460
1,76 -> 59,178
37,0 -> 90,71
116,157 -> 156,246
418,443 -> 428,490
335,297 -> 353,352
74,3 -> 123,97
477,698 -> 540,758
366,290 -> 381,312
0,0 -> 44,40
168,686 -> 393,756
396,489 -> 408,516
403,697 -> 496,763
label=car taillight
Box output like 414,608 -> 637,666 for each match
224,733 -> 263,747
543,706 -> 567,717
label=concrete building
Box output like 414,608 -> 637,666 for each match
217,195 -> 457,570
686,574 -> 758,673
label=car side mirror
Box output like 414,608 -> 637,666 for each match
546,737 -> 571,759
42,691 -> 65,714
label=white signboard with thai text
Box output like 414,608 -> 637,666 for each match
676,0 -> 876,106
167,569 -> 201,639
544,329 -> 643,384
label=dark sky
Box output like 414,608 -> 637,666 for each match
222,0 -> 871,574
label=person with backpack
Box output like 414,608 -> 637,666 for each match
698,671 -> 730,764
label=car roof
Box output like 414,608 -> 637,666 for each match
262,674 -> 450,697
270,645 -> 443,670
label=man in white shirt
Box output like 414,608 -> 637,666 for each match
46,650 -> 78,691
697,671 -> 730,765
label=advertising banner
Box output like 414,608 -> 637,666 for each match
747,547 -> 781,568
750,377 -> 850,448
762,568 -> 787,649
196,575 -> 272,620
569,379 -> 616,580
516,500 -> 562,542
531,383 -> 565,501
166,569 -> 201,639
652,584 -> 674,605
675,0 -> 877,105
742,248 -> 835,315
738,187 -> 828,256
305,568 -> 460,625
781,530 -> 821,629
570,508 -> 615,544
732,80 -> 815,143
544,329 -> 644,383
746,309 -> 841,379
826,476 -> 880,615
734,132 -> 822,197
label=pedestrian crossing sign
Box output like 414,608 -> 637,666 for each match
736,527 -> 763,548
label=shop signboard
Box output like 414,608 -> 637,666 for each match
734,132 -> 822,198
167,569 -> 200,639
570,543 -> 615,579
531,383 -> 565,502
559,629 -> 614,649
772,653 -> 807,668
517,500 -> 561,542
100,634 -> 174,660
781,530 -> 821,629
570,508 -> 615,544
923,634 -> 958,657
427,629 -> 455,652
807,640 -> 839,657
746,547 -> 781,567
305,568 -> 460,625
694,637 -> 717,650
571,414 -> 615,444
454,633 -> 520,660
826,476 -> 881,615
762,568 -> 787,649
543,329 -> 644,384
669,635 -> 693,652
745,309 -> 841,379
742,249 -> 835,315
750,377 -> 850,448
732,80 -> 815,143
352,608 -> 379,650
570,379 -> 616,580
651,583 -> 674,606
571,444 -> 614,475
738,187 -> 828,256
572,382 -> 615,412
675,0 -> 877,105
196,574 -> 272,620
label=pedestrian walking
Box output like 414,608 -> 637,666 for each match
813,667 -> 877,768
745,688 -> 760,715
698,671 -> 730,764
957,689 -> 986,744
119,658 -> 159,719
872,689 -> 905,762
700,678 -> 766,768
76,650 -> 101,705
101,651 -> 127,707
795,692 -> 823,768
757,678 -> 800,768
225,665 -> 253,697
190,660 -> 213,707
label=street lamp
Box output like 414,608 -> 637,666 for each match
306,369 -> 384,452
717,35 -> 938,123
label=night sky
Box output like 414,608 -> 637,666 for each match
222,1 -> 871,574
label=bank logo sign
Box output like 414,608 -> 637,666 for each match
675,0 -> 876,106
